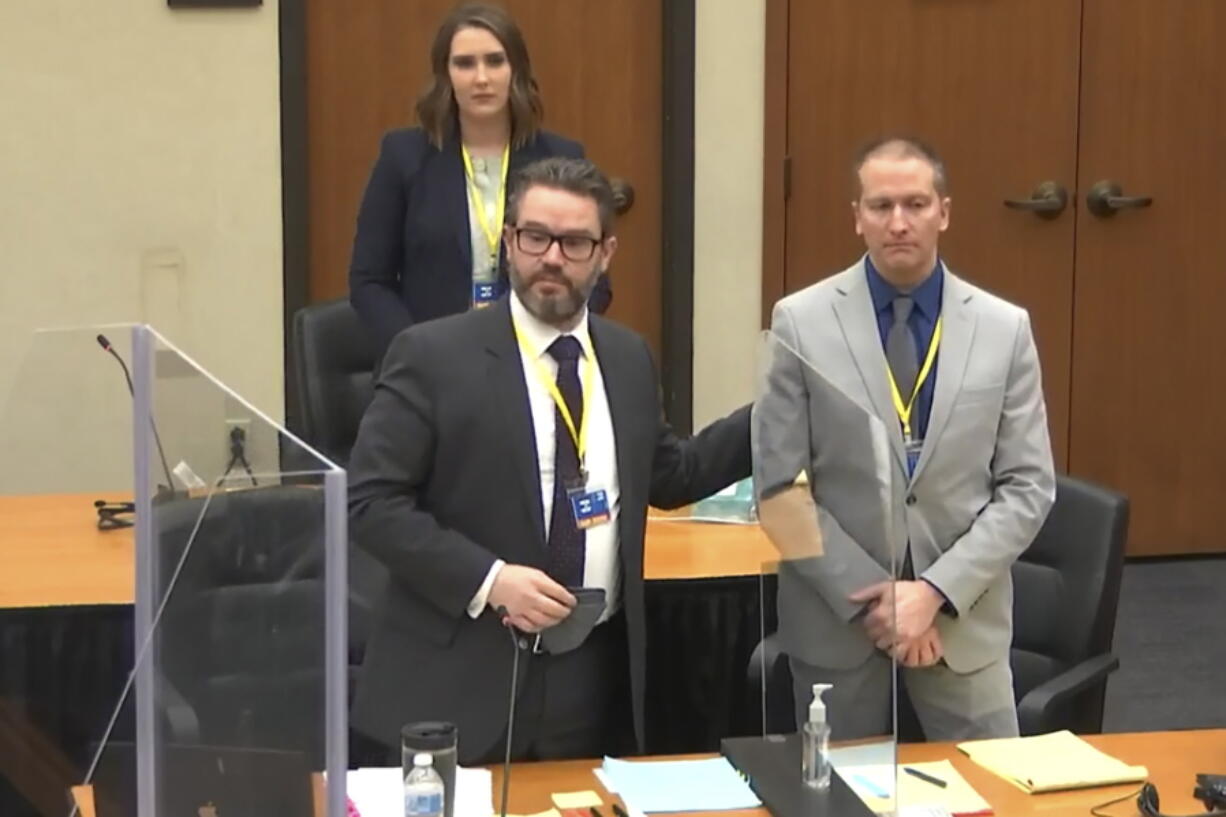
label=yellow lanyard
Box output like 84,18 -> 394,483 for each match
512,322 -> 595,472
886,316 -> 943,442
460,144 -> 511,264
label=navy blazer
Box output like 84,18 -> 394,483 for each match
349,127 -> 612,354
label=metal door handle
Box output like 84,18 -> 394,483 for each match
1086,180 -> 1153,217
1003,181 -> 1068,219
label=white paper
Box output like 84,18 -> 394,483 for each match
346,766 -> 493,817
898,807 -> 952,817
838,763 -> 897,800
593,767 -> 616,794
600,756 -> 760,812
828,740 -> 896,772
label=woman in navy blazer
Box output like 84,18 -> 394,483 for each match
349,3 -> 611,355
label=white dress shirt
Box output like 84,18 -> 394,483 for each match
467,291 -> 622,621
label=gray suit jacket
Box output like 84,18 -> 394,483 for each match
755,259 -> 1055,674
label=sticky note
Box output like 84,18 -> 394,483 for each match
518,809 -> 562,817
552,791 -> 603,809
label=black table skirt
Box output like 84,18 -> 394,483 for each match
644,575 -> 778,753
0,575 -> 776,815
0,605 -> 133,817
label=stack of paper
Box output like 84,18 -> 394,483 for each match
837,761 -> 992,816
600,757 -> 761,812
956,730 -> 1148,793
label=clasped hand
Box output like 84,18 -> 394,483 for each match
849,580 -> 945,668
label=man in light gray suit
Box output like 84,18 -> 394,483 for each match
755,137 -> 1055,740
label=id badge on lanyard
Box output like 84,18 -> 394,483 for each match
904,433 -> 923,476
472,279 -> 499,309
463,144 -> 509,311
567,483 -> 611,529
511,322 -> 610,530
888,317 -> 943,478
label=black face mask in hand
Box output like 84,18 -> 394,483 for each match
538,587 -> 606,655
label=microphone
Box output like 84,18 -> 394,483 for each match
96,333 -> 175,495
495,606 -> 528,817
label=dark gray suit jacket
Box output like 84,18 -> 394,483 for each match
347,298 -> 751,760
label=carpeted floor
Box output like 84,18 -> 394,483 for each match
1102,557 -> 1226,732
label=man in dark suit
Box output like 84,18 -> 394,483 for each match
348,157 -> 751,764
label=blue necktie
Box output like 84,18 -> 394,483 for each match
545,336 -> 585,587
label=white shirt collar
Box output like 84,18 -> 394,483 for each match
509,290 -> 593,359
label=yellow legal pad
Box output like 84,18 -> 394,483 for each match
956,730 -> 1149,794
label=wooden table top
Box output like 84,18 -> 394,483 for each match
491,729 -> 1226,817
0,495 -> 776,609
643,511 -> 776,581
0,493 -> 134,609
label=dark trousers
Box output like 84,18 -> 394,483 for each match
348,615 -> 632,768
473,613 -> 632,765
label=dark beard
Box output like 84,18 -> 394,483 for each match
510,266 -> 597,325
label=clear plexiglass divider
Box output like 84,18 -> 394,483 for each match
0,324 -> 347,817
734,329 -> 904,816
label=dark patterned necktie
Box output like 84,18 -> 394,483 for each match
545,335 -> 585,586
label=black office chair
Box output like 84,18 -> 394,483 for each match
290,298 -> 387,680
291,298 -> 377,469
153,487 -> 330,761
749,473 -> 1129,737
1010,473 -> 1128,735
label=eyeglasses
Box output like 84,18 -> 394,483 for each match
511,227 -> 603,262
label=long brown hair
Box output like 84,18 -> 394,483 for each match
415,3 -> 544,149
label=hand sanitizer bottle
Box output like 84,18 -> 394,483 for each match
802,683 -> 833,789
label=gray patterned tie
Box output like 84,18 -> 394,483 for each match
886,296 -> 918,400
887,296 -> 919,579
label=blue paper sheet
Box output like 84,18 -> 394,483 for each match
601,756 -> 762,813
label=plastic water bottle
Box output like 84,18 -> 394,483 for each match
404,752 -> 445,817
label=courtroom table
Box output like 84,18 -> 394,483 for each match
63,729 -> 1226,817
0,494 -> 134,609
0,495 -> 135,817
641,514 -> 779,752
0,496 -> 777,607
491,730 -> 1226,817
0,495 -> 778,814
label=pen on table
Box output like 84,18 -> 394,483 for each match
903,766 -> 948,788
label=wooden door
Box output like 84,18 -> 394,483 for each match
1070,0 -> 1226,555
769,0 -> 1082,466
306,1 -> 663,354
